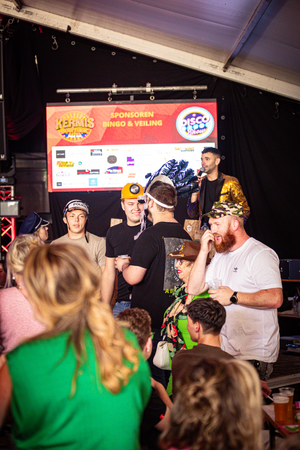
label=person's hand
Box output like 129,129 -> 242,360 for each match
190,173 -> 206,202
208,286 -> 233,306
260,380 -> 272,398
115,257 -> 130,272
196,172 -> 206,187
200,229 -> 214,254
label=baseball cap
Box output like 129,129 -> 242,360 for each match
63,199 -> 89,216
121,183 -> 144,199
203,201 -> 244,219
19,212 -> 50,235
167,241 -> 200,262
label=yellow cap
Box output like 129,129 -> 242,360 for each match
121,183 -> 144,199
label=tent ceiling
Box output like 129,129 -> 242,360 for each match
1,0 -> 300,100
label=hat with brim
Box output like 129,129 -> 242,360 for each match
203,201 -> 244,219
167,241 -> 200,262
19,212 -> 50,235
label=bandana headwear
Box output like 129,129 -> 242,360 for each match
146,192 -> 174,209
135,159 -> 198,239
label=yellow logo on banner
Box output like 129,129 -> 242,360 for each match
55,111 -> 95,142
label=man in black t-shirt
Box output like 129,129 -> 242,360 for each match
187,147 -> 250,225
116,181 -> 190,386
102,183 -> 144,316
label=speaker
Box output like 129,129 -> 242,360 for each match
280,259 -> 300,280
279,259 -> 289,279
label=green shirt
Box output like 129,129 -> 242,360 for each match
7,329 -> 151,450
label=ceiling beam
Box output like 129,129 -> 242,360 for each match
0,0 -> 299,101
223,0 -> 273,72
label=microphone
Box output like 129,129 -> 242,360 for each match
198,167 -> 205,175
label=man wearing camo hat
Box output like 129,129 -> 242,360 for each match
188,200 -> 283,380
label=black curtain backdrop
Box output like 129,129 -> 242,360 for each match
3,19 -> 300,258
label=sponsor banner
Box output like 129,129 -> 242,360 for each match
47,100 -> 217,192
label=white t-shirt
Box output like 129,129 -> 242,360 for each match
205,237 -> 282,362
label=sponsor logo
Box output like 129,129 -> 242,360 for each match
56,171 -> 70,177
107,155 -> 117,164
104,166 -> 123,174
89,178 -> 98,187
127,156 -> 135,166
56,161 -> 74,168
77,169 -> 100,175
176,107 -> 214,141
91,149 -> 102,156
56,150 -> 66,158
55,111 -> 95,143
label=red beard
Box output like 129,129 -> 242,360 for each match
214,231 -> 236,253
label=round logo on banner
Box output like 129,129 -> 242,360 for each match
176,107 -> 214,141
55,111 -> 94,143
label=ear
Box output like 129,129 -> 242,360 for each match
121,200 -> 125,212
215,157 -> 221,167
231,217 -> 239,231
142,336 -> 152,360
195,321 -> 201,333
148,199 -> 155,209
63,217 -> 67,225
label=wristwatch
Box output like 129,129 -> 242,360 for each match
230,291 -> 238,304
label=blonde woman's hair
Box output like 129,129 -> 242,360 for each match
23,243 -> 139,395
5,234 -> 43,287
160,358 -> 263,450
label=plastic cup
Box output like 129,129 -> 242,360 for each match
273,394 -> 289,424
208,279 -> 222,289
279,387 -> 294,418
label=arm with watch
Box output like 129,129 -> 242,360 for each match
188,229 -> 282,309
208,286 -> 283,309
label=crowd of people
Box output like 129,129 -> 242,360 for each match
0,148 -> 288,450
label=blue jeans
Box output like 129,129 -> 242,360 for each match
113,301 -> 131,318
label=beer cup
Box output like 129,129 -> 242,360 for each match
279,387 -> 294,418
273,394 -> 289,424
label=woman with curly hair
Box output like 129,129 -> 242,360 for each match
0,243 -> 151,450
160,358 -> 263,450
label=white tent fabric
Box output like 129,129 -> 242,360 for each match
1,0 -> 300,100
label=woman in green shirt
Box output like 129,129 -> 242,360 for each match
0,243 -> 151,450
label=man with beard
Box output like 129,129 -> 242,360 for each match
188,201 -> 283,380
187,147 -> 250,227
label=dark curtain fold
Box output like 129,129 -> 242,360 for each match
2,20 -> 300,258
4,20 -> 43,139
